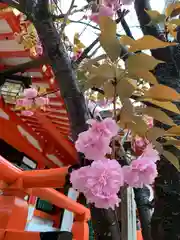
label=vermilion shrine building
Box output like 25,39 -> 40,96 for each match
0,4 -> 144,240
0,4 -> 91,239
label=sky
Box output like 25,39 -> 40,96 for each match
60,0 -> 166,54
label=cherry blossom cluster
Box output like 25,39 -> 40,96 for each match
16,88 -> 49,116
90,0 -> 134,23
70,118 -> 159,210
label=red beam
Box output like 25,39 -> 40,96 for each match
0,50 -> 31,58
56,128 -> 70,134
48,105 -> 65,110
49,97 -> 65,103
24,120 -> 41,126
35,112 -> 77,164
0,117 -> 56,168
3,11 -> 20,33
52,121 -> 70,128
0,3 -> 8,8
48,115 -> 69,123
0,103 -> 45,150
46,111 -> 68,118
54,124 -> 69,131
0,32 -> 14,40
0,101 -> 60,168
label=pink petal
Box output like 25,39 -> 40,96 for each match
140,144 -> 160,163
99,5 -> 114,17
24,88 -> 38,99
89,5 -> 114,23
123,158 -> 158,188
21,110 -> 34,116
35,97 -> 49,106
75,131 -> 111,160
103,118 -> 119,136
89,14 -> 99,23
70,159 -> 123,209
16,98 -> 33,107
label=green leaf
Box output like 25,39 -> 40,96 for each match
165,126 -> 180,137
88,75 -> 107,88
145,10 -> 166,25
143,84 -> 180,101
117,78 -> 136,103
163,139 -> 180,146
120,35 -> 176,52
100,36 -> 121,62
142,98 -> 180,114
130,116 -> 148,136
118,99 -> 134,128
168,19 -> 180,26
76,70 -> 90,91
90,63 -> 115,79
127,53 -> 163,74
99,16 -> 121,62
128,70 -> 158,85
143,107 -> 174,126
146,127 -> 166,143
103,81 -> 114,98
74,33 -> 85,48
82,54 -> 106,71
99,16 -> 116,35
162,151 -> 180,171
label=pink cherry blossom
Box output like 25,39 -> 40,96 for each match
35,97 -> 49,106
21,110 -> 34,117
87,191 -> 120,209
76,118 -> 118,160
16,98 -> 24,106
99,4 -> 114,16
103,118 -> 119,137
75,131 -> 111,160
90,5 -> 114,23
104,0 -> 121,10
89,14 -> 99,23
123,158 -> 158,188
24,88 -> 38,99
87,118 -> 119,139
139,144 -> 160,163
70,159 -> 123,209
16,98 -> 33,107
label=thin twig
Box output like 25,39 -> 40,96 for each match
113,80 -> 117,121
59,0 -> 75,36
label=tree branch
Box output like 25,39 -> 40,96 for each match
74,37 -> 99,66
117,9 -> 134,39
59,0 -> 75,36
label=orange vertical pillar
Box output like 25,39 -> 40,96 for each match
0,195 -> 28,230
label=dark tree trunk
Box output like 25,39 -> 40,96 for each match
134,0 -> 180,239
134,188 -> 152,240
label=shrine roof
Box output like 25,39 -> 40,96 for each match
0,5 -> 78,168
